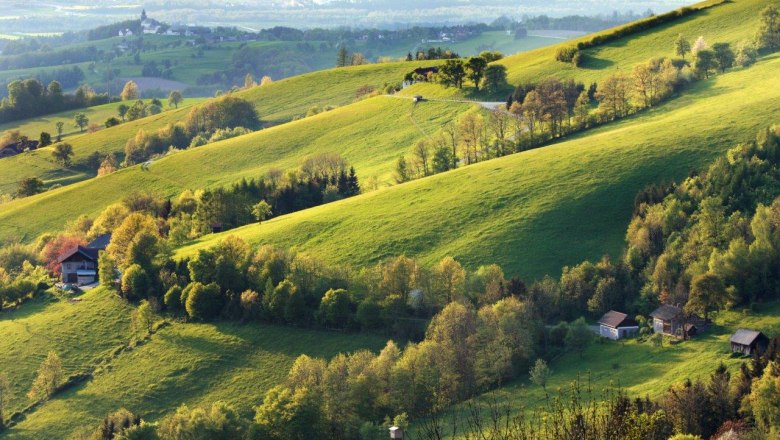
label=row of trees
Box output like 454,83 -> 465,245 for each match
123,95 -> 259,166
0,79 -> 109,123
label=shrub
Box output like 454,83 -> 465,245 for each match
317,288 -> 352,329
104,116 -> 121,128
185,282 -> 223,320
121,264 -> 150,300
356,300 -> 383,330
164,285 -> 183,311
555,46 -> 579,63
240,289 -> 262,320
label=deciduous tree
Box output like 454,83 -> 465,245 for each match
27,351 -> 63,401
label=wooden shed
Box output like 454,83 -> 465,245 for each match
598,310 -> 639,340
730,329 -> 769,356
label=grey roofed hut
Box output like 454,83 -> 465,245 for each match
598,310 -> 639,340
730,329 -> 769,356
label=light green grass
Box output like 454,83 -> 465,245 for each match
0,289 -> 132,417
0,99 -> 204,195
445,32 -> 564,58
0,60 -> 448,195
2,302 -> 386,439
0,96 -> 476,241
499,0 -> 770,86
177,54 -> 780,281
0,98 -> 203,140
407,302 -> 780,438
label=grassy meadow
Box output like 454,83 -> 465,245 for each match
0,289 -> 132,417
498,0 -> 770,86
178,53 -> 780,281
0,99 -> 204,195
0,288 -> 387,439
0,59 -> 447,196
0,96 -> 477,241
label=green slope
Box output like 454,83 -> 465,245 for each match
0,289 -> 132,417
0,97 -> 476,241
178,54 -> 780,280
0,60 -> 442,196
0,289 -> 386,439
0,100 -> 203,195
498,0 -> 769,86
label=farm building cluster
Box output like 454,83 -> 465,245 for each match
597,306 -> 771,357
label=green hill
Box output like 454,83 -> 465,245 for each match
0,60 -> 445,196
178,54 -> 780,280
498,0 -> 768,86
0,289 -> 386,439
0,100 -> 204,195
0,96 -> 476,241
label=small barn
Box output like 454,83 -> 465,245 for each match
730,329 -> 769,356
598,310 -> 639,340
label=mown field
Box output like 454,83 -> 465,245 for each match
0,288 -> 387,439
0,96 -> 477,241
179,54 -> 780,281
407,302 -> 780,438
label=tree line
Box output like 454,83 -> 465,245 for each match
0,79 -> 108,124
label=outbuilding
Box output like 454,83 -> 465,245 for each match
730,329 -> 769,356
598,310 -> 639,340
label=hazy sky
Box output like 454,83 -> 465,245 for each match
0,0 -> 696,32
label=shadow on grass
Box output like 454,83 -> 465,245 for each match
0,294 -> 59,323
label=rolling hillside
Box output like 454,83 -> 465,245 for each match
0,60 -> 447,196
498,0 -> 769,86
0,96 -> 477,241
0,101 -> 204,195
179,54 -> 780,280
0,289 -> 386,439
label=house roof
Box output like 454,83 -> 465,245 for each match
87,233 -> 111,250
598,310 -> 638,328
57,246 -> 100,263
730,329 -> 767,346
650,304 -> 683,321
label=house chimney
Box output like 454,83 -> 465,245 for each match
389,426 -> 403,439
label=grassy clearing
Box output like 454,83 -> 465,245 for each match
407,302 -> 780,438
0,96 -> 476,241
0,289 -> 132,417
3,306 -> 387,439
178,54 -> 780,281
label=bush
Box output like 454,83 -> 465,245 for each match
185,282 -> 224,320
317,288 -> 352,329
164,285 -> 183,311
555,46 -> 579,63
104,117 -> 121,128
356,300 -> 383,330
121,264 -> 150,300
